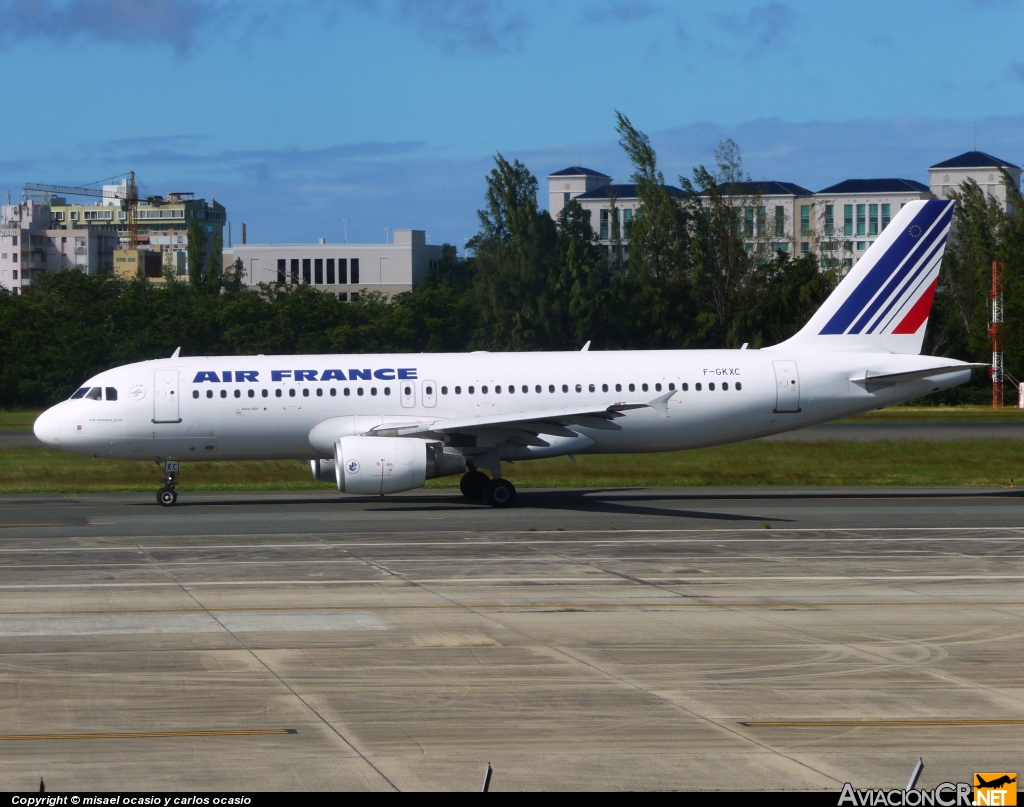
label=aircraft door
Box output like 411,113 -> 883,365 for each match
400,379 -> 416,408
153,369 -> 182,423
422,381 -> 437,408
773,360 -> 801,413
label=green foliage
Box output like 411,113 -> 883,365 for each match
186,215 -> 206,289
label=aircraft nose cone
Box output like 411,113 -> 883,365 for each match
33,408 -> 60,446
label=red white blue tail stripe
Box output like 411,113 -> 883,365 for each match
819,200 -> 953,336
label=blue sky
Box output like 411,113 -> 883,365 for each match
1,0 -> 1022,249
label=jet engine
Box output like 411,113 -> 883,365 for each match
333,436 -> 465,495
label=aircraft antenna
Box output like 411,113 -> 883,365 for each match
990,260 -> 1004,408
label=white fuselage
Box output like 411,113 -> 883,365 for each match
33,348 -> 969,464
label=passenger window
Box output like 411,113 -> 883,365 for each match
275,389 -> 282,398
248,389 -> 255,398
642,383 -> 648,392
709,382 -> 715,391
384,387 -> 391,396
628,383 -> 635,392
207,390 -> 213,399
441,386 -> 448,395
234,389 -> 241,398
344,388 -> 351,396
370,387 -> 377,396
548,385 -> 555,393
468,386 -> 475,394
357,388 -> 364,396
262,389 -> 269,398
588,384 -> 595,392
722,382 -> 729,391
575,384 -> 582,393
696,383 -> 702,391
507,385 -> 513,394
495,385 -> 501,394
71,387 -> 89,399
482,386 -> 488,394
289,389 -> 296,398
522,385 -> 528,393
615,384 -> 622,392
535,385 -> 541,393
655,383 -> 662,392
105,387 -> 118,401
86,387 -> 102,400
316,388 -> 323,397
220,390 -> 227,398
330,388 -> 336,396
302,388 -> 309,397
602,384 -> 608,392
426,385 -> 434,395
682,383 -> 689,391
669,383 -> 675,391
736,382 -> 742,391
455,386 -> 462,394
562,384 -> 568,393
193,390 -> 199,399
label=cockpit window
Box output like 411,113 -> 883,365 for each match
85,387 -> 102,400
105,387 -> 118,401
70,387 -> 89,400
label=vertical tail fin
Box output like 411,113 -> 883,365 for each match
775,199 -> 954,354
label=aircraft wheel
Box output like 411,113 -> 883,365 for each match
485,478 -> 516,508
460,471 -> 488,499
157,487 -> 177,507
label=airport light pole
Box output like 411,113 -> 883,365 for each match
343,219 -> 348,244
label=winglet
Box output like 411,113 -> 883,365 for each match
581,341 -> 591,352
646,388 -> 676,417
171,347 -> 181,359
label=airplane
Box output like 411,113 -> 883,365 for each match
976,776 -> 1017,789
33,199 -> 985,508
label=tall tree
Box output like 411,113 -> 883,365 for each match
186,216 -> 206,289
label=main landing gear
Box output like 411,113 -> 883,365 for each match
459,468 -> 516,508
156,460 -> 179,507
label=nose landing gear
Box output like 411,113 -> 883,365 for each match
156,459 -> 179,507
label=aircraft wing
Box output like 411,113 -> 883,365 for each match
367,389 -> 676,443
850,363 -> 987,391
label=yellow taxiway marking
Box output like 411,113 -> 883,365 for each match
0,729 -> 297,741
741,719 -> 1024,728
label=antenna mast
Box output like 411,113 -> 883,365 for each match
990,260 -> 1004,408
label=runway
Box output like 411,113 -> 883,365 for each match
0,487 -> 1021,791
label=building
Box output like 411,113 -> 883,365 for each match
225,229 -> 442,299
46,187 -> 226,280
550,148 -> 1021,274
809,179 -> 932,269
928,151 -> 1021,213
711,181 -> 813,257
0,200 -> 117,294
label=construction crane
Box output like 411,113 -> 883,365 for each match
23,172 -> 139,249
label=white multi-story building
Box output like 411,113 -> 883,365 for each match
225,229 -> 443,300
928,150 -> 1021,213
0,201 -> 117,294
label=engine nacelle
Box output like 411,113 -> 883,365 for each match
334,436 -> 429,495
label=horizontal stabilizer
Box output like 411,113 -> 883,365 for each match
850,363 -> 985,391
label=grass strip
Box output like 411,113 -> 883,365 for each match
0,441 -> 1021,493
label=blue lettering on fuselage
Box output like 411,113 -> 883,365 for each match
194,368 -> 416,383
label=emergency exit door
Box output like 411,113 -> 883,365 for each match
400,379 -> 416,408
153,369 -> 181,423
773,360 -> 801,413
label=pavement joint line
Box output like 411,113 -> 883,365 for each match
740,719 -> 1024,727
0,729 -> 298,741
3,602 -> 1020,616
133,540 -> 400,792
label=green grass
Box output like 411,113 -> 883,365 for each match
839,405 -> 1024,423
1,441 -> 1021,493
0,411 -> 41,431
